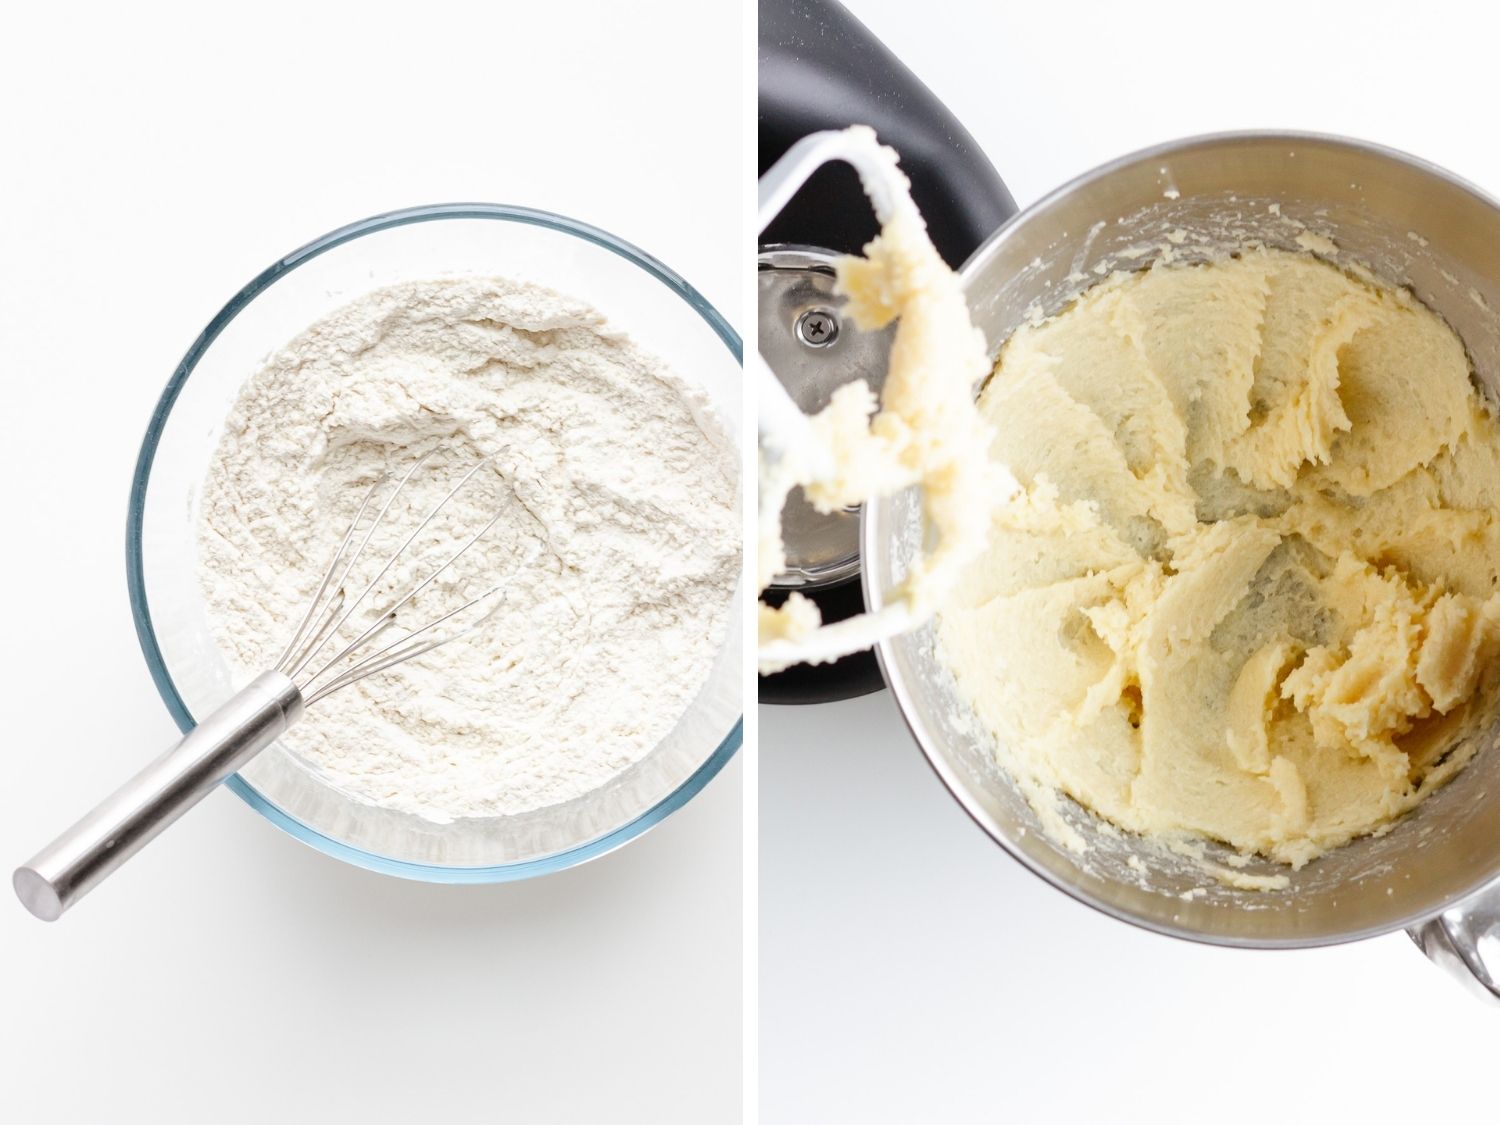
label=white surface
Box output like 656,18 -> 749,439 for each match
761,1 -> 1500,1121
0,3 -> 741,1123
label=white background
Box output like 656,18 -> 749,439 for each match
761,0 -> 1500,1122
0,3 -> 741,1124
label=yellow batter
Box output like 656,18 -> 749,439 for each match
940,248 -> 1500,867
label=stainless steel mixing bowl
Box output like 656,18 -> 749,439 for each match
863,132 -> 1500,1000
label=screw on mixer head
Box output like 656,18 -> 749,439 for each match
795,308 -> 840,348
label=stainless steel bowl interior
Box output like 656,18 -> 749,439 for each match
865,133 -> 1500,946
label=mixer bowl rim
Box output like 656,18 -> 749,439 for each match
962,127 -> 1500,285
868,128 -> 1500,948
125,202 -> 743,884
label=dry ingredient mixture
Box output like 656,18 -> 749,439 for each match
199,277 -> 738,822
940,248 -> 1500,867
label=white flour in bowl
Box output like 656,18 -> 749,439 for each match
197,277 -> 739,822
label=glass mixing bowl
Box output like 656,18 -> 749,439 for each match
126,204 -> 743,882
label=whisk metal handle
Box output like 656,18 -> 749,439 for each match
14,672 -> 304,921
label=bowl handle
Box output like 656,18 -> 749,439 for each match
1408,881 -> 1500,1004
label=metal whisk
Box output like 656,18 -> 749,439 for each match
14,452 -> 512,921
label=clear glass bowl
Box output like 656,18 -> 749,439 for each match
126,204 -> 743,882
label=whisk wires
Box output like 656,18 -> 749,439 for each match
275,454 -> 511,705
